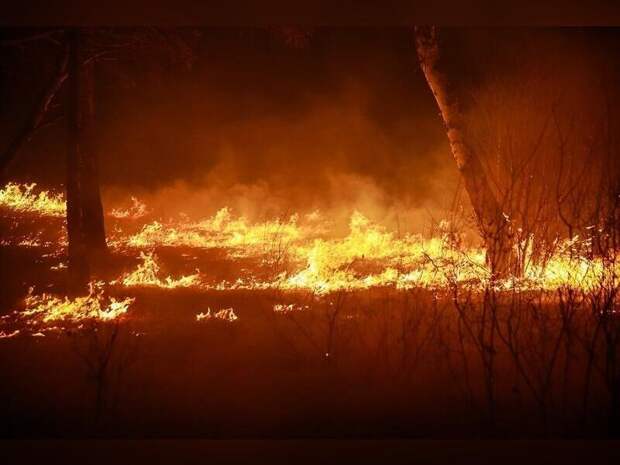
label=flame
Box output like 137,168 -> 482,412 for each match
110,196 -> 149,219
119,251 -> 201,289
0,330 -> 20,339
0,182 -> 65,217
273,303 -> 308,313
15,284 -> 133,327
196,307 -> 238,322
2,181 -> 619,296
122,207 -> 310,260
0,183 -> 147,220
117,208 -> 487,292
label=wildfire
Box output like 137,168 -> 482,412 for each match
110,196 -> 149,219
122,207 -> 312,260
196,307 -> 238,322
0,183 -> 148,220
119,251 -> 201,289
0,182 -> 65,217
2,181 -> 619,297
273,303 -> 308,313
0,284 -> 135,337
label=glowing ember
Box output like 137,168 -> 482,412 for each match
196,307 -> 238,322
0,330 -> 20,339
273,303 -> 308,313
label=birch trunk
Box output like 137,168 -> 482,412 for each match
415,26 -> 513,277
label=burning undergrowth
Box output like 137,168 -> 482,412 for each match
0,282 -> 134,337
1,181 -> 619,340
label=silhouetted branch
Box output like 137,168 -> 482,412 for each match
0,38 -> 69,176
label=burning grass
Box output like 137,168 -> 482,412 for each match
2,184 -> 620,436
0,182 -> 65,217
109,196 -> 149,219
1,182 -> 619,297
196,307 -> 238,322
0,283 -> 134,338
118,251 -> 201,289
21,288 -> 133,323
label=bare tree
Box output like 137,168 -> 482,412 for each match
414,26 -> 513,278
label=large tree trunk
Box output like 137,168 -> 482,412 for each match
414,26 -> 513,278
78,55 -> 107,255
66,29 -> 108,293
66,29 -> 90,294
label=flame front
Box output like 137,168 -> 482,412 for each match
0,283 -> 135,337
119,251 -> 201,289
0,182 -> 65,217
1,182 -> 618,298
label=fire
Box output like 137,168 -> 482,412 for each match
273,303 -> 308,313
119,251 -> 201,289
122,207 -> 310,260
196,307 -> 238,322
118,208 -> 488,293
270,213 -> 487,293
0,183 -> 147,220
0,182 -> 65,217
110,196 -> 149,219
0,330 -> 20,339
1,284 -> 135,336
2,181 -> 619,297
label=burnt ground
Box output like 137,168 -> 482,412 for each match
0,243 -> 468,438
0,214 -> 615,438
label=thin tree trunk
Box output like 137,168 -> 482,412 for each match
414,27 -> 513,277
66,29 -> 90,294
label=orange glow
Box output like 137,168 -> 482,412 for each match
0,182 -> 65,217
0,283 -> 135,337
1,182 -> 618,297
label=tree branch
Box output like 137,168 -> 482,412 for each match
0,39 -> 70,176
0,30 -> 62,47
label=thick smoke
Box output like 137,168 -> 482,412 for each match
95,29 -> 458,233
5,28 -> 620,237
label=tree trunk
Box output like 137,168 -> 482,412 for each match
66,29 -> 90,294
414,26 -> 513,278
78,55 -> 107,255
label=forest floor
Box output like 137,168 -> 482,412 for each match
0,207 -> 614,438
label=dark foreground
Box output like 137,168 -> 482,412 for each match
3,440 -> 620,465
1,243 -> 619,439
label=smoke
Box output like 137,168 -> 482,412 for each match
96,31 -> 459,233
7,28 -> 619,237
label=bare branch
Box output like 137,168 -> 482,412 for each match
0,30 -> 62,47
0,38 -> 69,176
